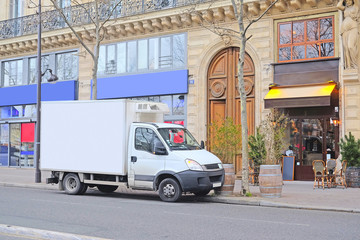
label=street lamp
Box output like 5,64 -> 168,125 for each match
35,1 -> 58,183
34,0 -> 42,183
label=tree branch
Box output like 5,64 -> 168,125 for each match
49,0 -> 95,61
244,0 -> 279,35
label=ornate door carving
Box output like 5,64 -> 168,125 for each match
207,47 -> 255,175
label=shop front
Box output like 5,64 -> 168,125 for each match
0,106 -> 35,168
265,59 -> 340,180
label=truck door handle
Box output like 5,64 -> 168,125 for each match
131,156 -> 137,162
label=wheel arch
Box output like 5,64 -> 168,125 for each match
154,171 -> 183,191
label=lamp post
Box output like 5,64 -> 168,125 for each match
34,0 -> 42,183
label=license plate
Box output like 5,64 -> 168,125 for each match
213,182 -> 222,188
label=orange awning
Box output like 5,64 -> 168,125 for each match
264,83 -> 337,109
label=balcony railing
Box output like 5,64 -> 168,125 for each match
0,0 -> 211,40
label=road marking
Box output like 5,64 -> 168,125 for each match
0,224 -> 112,240
164,211 -> 310,227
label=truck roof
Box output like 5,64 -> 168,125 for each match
138,122 -> 185,129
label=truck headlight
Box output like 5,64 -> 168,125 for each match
185,159 -> 203,171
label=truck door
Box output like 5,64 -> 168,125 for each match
129,127 -> 167,190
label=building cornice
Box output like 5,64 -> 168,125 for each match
0,0 -> 338,58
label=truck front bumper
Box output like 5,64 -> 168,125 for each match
175,169 -> 225,193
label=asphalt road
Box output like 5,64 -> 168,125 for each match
0,186 -> 359,240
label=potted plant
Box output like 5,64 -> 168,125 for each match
248,127 -> 266,185
339,132 -> 360,188
257,109 -> 289,198
209,117 -> 241,195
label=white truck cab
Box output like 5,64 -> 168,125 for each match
128,123 -> 224,201
41,100 -> 224,202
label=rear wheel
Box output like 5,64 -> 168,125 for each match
79,184 -> 88,195
63,173 -> 84,195
158,178 -> 182,202
97,185 -> 118,193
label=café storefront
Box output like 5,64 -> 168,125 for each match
265,59 -> 340,180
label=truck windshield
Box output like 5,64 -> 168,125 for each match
158,128 -> 201,150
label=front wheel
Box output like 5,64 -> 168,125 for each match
158,178 -> 182,202
63,173 -> 84,195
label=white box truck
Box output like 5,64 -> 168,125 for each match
41,100 -> 224,202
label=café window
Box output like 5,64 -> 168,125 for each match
278,16 -> 334,62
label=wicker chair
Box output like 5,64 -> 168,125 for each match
335,160 -> 347,189
313,160 -> 326,189
326,159 -> 337,188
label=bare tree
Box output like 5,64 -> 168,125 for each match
198,0 -> 279,195
49,0 -> 123,100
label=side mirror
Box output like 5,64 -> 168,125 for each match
153,140 -> 167,155
200,141 -> 205,149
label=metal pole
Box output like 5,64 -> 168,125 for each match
35,0 -> 42,183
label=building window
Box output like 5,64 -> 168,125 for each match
29,56 -> 50,84
56,51 -> 78,81
0,105 -> 36,119
2,59 -> 23,87
10,0 -> 23,18
1,50 -> 78,87
278,16 -> 334,62
58,0 -> 71,8
98,33 -> 187,76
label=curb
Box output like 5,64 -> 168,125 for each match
205,196 -> 360,213
0,182 -> 58,191
0,224 -> 111,240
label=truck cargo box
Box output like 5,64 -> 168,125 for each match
40,100 -> 168,175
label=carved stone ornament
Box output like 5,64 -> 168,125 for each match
338,0 -> 359,69
244,78 -> 254,96
210,80 -> 226,98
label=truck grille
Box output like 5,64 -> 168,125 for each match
204,163 -> 220,170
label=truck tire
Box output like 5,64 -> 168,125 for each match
97,185 -> 118,193
159,178 -> 182,202
79,184 -> 88,195
63,173 -> 84,195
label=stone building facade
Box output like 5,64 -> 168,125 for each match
0,0 -> 359,180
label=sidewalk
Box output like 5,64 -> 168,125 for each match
1,167 -> 359,213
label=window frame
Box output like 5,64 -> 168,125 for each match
134,127 -> 165,154
276,14 -> 337,63
98,33 -> 187,77
0,49 -> 78,88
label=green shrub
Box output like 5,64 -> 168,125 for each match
339,132 -> 360,167
248,127 -> 266,168
209,117 -> 242,164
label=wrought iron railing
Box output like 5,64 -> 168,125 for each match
0,0 -> 211,40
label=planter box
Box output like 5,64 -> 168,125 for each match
346,167 -> 360,188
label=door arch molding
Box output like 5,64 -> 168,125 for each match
207,46 -> 256,175
194,39 -> 262,142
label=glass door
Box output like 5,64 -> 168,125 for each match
0,124 -> 9,166
9,124 -> 21,167
302,119 -> 324,166
20,123 -> 35,167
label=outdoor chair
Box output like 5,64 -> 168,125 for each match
335,160 -> 347,189
249,165 -> 259,185
312,160 -> 326,189
326,159 -> 336,188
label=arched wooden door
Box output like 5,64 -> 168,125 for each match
207,47 -> 255,175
